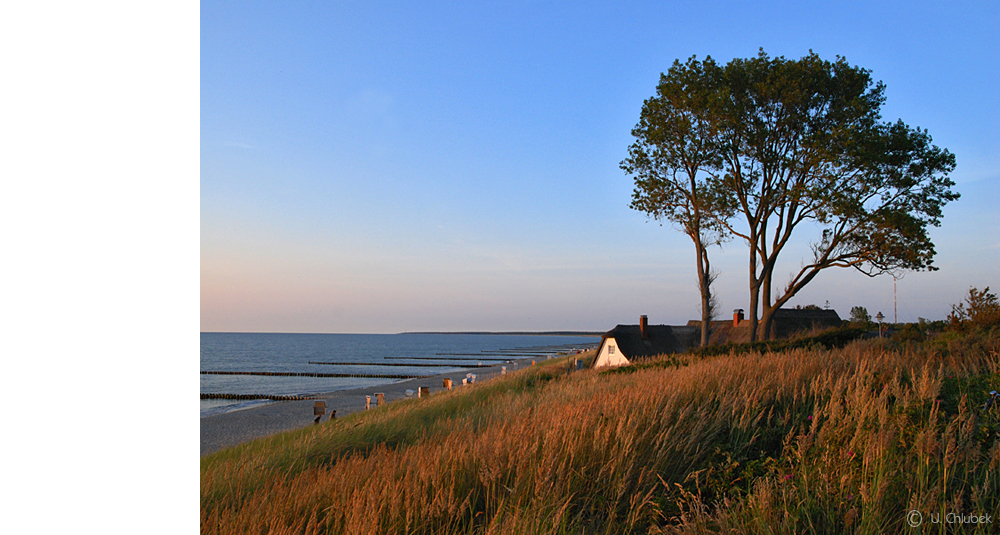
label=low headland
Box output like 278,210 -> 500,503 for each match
202,322 -> 1000,533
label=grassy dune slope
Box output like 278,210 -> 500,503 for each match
202,332 -> 1000,534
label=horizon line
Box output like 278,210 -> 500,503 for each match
201,330 -> 605,336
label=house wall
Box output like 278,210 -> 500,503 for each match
592,337 -> 630,369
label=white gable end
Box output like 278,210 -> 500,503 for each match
592,336 -> 631,369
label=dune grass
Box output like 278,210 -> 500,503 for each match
202,331 -> 1000,534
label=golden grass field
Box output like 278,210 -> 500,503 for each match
202,327 -> 1000,534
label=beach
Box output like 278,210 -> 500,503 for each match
201,354 -> 570,456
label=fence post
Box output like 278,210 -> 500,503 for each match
365,395 -> 371,410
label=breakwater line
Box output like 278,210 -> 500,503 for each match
308,361 -> 497,368
201,370 -> 431,379
395,355 -> 515,360
201,393 -> 319,401
432,353 -> 547,357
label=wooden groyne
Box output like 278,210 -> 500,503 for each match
308,361 -> 497,368
432,353 -> 547,357
201,371 -> 431,379
396,355 -> 514,360
201,393 -> 319,401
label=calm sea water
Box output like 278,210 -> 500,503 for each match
201,332 -> 598,417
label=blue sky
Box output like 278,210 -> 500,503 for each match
202,1 -> 999,333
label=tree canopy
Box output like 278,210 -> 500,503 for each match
625,50 -> 958,341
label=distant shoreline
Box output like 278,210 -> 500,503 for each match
201,331 -> 605,336
399,331 -> 604,336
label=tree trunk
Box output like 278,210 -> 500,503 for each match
761,263 -> 823,342
760,258 -> 774,340
748,258 -> 761,344
695,238 -> 713,347
699,282 -> 712,347
759,305 -> 776,341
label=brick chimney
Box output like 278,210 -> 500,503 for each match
733,309 -> 744,327
640,315 -> 649,339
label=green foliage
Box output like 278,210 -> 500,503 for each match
849,306 -> 871,328
600,353 -> 689,375
688,326 -> 867,357
948,286 -> 1000,331
891,322 -> 926,343
623,55 -> 734,242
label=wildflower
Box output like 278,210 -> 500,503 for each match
847,451 -> 854,457
845,508 -> 858,526
807,415 -> 813,420
783,474 -> 793,481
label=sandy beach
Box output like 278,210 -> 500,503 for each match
201,354 -> 572,456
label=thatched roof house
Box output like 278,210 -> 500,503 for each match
688,307 -> 843,344
592,308 -> 843,369
591,315 -> 698,369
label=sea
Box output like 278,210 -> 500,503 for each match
201,332 -> 599,417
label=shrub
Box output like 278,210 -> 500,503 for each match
688,326 -> 866,358
849,306 -> 872,329
892,323 -> 926,344
948,286 -> 1000,331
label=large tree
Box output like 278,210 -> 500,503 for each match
623,57 -> 732,347
628,50 -> 958,342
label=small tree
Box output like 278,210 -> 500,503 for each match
948,287 -> 1000,331
849,306 -> 871,328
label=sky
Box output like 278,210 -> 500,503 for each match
201,1 -> 1000,333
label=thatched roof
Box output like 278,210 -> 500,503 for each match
599,324 -> 698,361
770,308 -> 842,337
687,308 -> 843,344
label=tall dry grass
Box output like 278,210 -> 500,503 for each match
202,332 -> 1000,534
